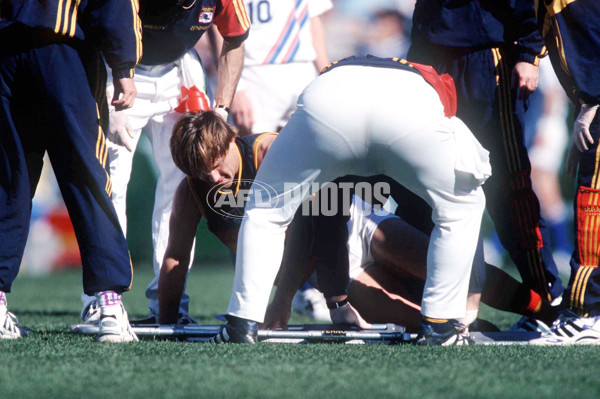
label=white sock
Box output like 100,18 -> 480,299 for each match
95,291 -> 122,307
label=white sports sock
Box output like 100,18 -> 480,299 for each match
95,291 -> 122,307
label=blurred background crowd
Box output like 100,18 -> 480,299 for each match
21,0 -> 574,276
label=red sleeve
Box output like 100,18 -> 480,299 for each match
214,0 -> 250,39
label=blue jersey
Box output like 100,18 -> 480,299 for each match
0,0 -> 142,79
411,0 -> 545,65
140,0 -> 250,65
537,0 -> 600,105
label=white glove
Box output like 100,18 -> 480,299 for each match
108,109 -> 135,152
329,301 -> 371,329
572,104 -> 599,152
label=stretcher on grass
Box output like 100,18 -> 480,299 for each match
70,323 -> 543,345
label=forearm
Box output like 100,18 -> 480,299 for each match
158,256 -> 190,324
215,40 -> 244,107
271,267 -> 303,311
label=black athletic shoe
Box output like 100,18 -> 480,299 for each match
469,318 -> 501,332
415,319 -> 473,346
131,313 -> 197,326
210,315 -> 258,344
130,315 -> 158,326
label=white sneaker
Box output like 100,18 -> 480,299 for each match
533,310 -> 600,345
80,299 -> 101,325
508,316 -> 551,333
95,292 -> 138,343
550,314 -> 600,344
292,288 -> 332,322
0,308 -> 32,339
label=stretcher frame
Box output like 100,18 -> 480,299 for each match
70,323 -> 543,345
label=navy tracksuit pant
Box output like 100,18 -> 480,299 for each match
0,34 -> 132,295
408,45 -> 564,302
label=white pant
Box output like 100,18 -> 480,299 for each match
237,62 -> 317,133
106,50 -> 205,316
227,66 -> 491,322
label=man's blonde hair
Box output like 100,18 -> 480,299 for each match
170,111 -> 237,178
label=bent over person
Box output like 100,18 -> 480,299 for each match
206,55 -> 492,345
0,0 -> 142,341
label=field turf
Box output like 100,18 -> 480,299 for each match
2,264 -> 600,399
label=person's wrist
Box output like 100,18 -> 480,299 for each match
327,298 -> 349,310
214,105 -> 229,120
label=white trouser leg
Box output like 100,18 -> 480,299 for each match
106,54 -> 203,316
106,74 -> 154,235
142,51 -> 205,316
107,141 -> 138,235
144,112 -> 195,316
227,66 -> 489,323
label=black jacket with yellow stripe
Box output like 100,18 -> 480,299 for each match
537,0 -> 600,105
411,0 -> 545,65
0,0 -> 142,79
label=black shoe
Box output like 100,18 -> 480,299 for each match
210,315 -> 258,344
130,315 -> 158,326
415,319 -> 473,346
469,318 -> 500,332
131,313 -> 197,326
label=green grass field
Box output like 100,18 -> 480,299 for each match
2,264 -> 600,399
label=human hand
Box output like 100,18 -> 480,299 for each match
263,299 -> 292,330
330,302 -> 371,329
572,104 -> 598,152
230,91 -> 254,136
511,61 -> 538,100
112,77 -> 137,110
108,109 -> 135,152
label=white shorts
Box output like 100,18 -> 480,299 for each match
347,196 -> 397,280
